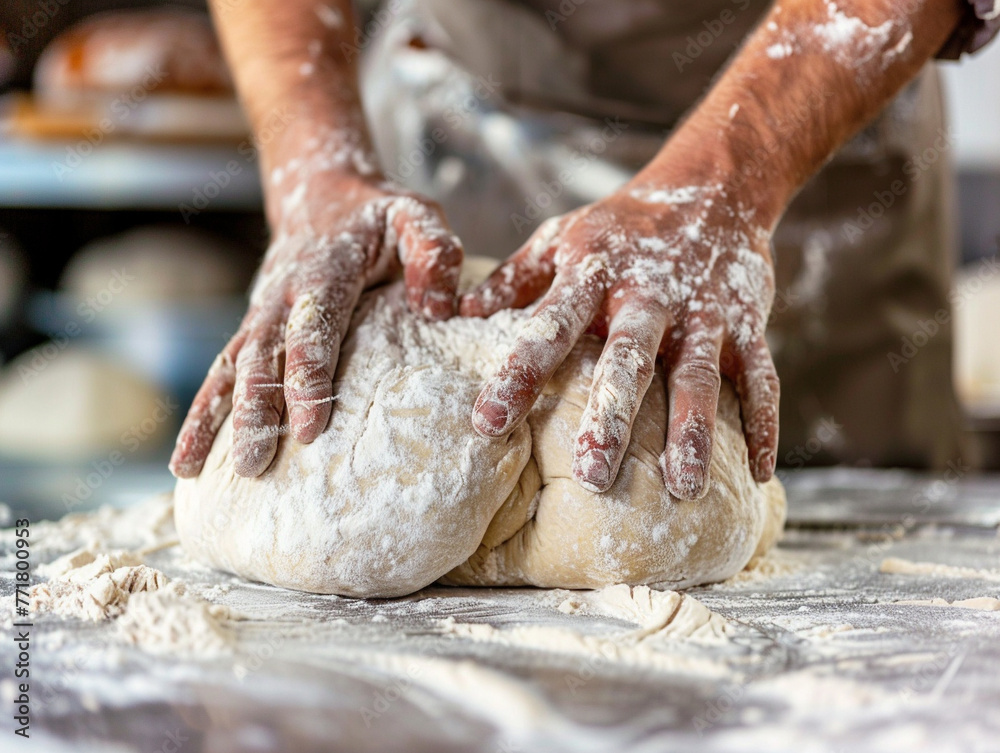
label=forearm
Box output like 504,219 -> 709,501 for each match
639,0 -> 965,229
209,0 -> 378,222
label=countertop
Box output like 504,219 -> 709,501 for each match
1,469 -> 999,753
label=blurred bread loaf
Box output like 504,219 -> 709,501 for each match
33,9 -> 232,105
13,9 -> 246,141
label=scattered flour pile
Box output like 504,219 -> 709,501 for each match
441,585 -> 733,675
32,550 -> 167,621
116,583 -> 238,654
24,494 -> 238,655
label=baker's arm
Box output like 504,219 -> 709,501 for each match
666,0 -> 966,223
169,0 -> 464,479
463,0 -> 969,498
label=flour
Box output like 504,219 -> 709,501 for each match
2,492 -> 177,562
766,42 -> 794,59
759,0 -> 909,79
561,584 -> 730,643
880,557 -> 1000,582
7,482 -> 1000,751
117,583 -> 238,655
315,5 -> 343,28
31,551 -> 166,622
440,586 -> 730,675
714,548 -> 804,585
16,493 -> 238,656
628,186 -> 701,205
894,597 -> 1000,611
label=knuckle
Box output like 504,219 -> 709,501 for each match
672,359 -> 721,392
506,357 -> 543,389
608,340 -> 655,383
285,365 -> 331,400
751,368 -> 781,402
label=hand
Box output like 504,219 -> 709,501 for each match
170,160 -> 463,479
460,182 -> 779,499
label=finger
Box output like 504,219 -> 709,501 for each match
389,198 -> 464,321
472,261 -> 606,437
734,336 -> 780,483
283,275 -> 361,443
459,217 -> 563,317
169,329 -> 247,478
572,301 -> 669,493
660,327 -> 724,500
231,304 -> 287,477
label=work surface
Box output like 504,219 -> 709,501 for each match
2,469 -> 999,753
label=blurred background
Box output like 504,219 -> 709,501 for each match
0,1 -> 997,520
0,0 -> 264,518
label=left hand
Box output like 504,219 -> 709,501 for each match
460,181 -> 780,499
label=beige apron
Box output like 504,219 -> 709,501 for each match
360,0 -> 967,469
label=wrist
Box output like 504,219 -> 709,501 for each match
260,108 -> 382,218
643,112 -> 795,234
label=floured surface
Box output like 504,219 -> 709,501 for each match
880,557 -> 1000,582
893,597 -> 1000,611
2,470 -> 1000,753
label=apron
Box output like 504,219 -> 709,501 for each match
360,0 -> 969,469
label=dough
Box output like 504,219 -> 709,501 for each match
61,226 -> 248,302
175,259 -> 785,597
954,264 -> 1000,414
0,346 -> 170,462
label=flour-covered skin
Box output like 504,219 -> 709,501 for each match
171,129 -> 463,478
169,0 -> 463,479
462,183 -> 778,500
464,0 -> 966,499
174,0 -> 969,487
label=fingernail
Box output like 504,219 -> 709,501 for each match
670,470 -> 706,500
662,454 -> 707,500
754,449 -> 776,480
474,399 -> 509,435
574,450 -> 611,492
169,447 -> 193,479
233,441 -> 265,477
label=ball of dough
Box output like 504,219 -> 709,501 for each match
175,262 -> 785,597
0,346 -> 171,462
954,264 -> 1000,412
60,226 -> 247,302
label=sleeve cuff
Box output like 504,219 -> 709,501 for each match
937,0 -> 1000,59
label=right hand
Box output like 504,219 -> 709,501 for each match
169,151 -> 463,479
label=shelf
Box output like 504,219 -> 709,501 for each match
0,136 -> 263,211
